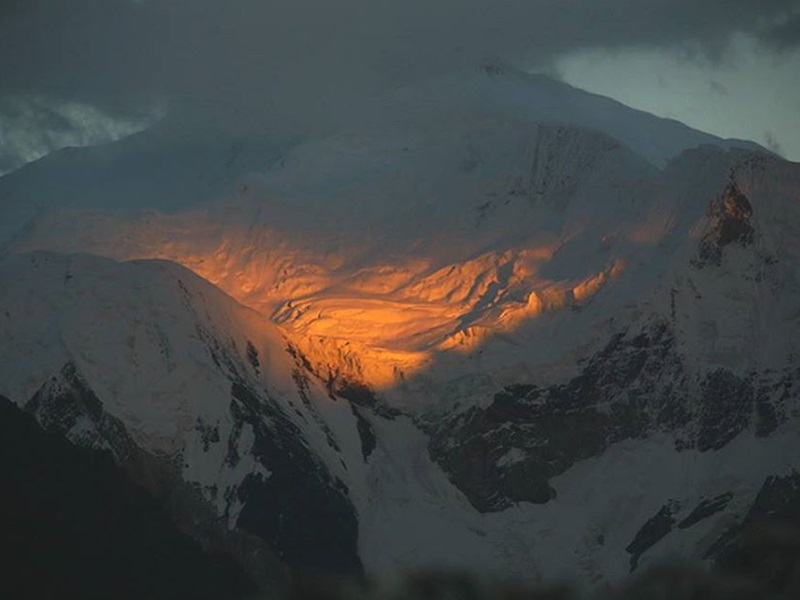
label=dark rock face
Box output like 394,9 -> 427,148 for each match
678,494 -> 734,530
23,358 -> 361,583
708,472 -> 800,596
626,502 -> 679,572
25,362 -> 144,465
189,332 -> 363,577
22,362 -> 286,592
230,382 -> 363,577
754,370 -> 794,438
707,471 -> 800,562
697,370 -> 754,452
619,473 -> 800,582
0,395 -> 256,600
696,181 -> 755,266
426,321 -> 793,513
182,324 -> 363,577
196,417 -> 221,452
352,404 -> 377,461
749,471 -> 800,525
246,339 -> 261,374
427,323 -> 683,511
26,362 -> 104,430
334,378 -> 403,420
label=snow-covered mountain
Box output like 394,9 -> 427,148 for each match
0,64 -> 798,592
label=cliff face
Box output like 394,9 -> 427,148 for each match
0,253 -> 361,587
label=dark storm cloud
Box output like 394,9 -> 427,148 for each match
759,10 -> 800,50
1,0 -> 798,137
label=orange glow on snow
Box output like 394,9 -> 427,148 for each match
143,240 -> 625,389
56,215 -> 625,390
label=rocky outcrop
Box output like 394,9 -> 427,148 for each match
696,181 -> 755,267
21,359 -> 362,587
229,381 -> 362,576
22,362 -> 287,591
707,471 -> 800,563
0,395 -> 257,600
426,321 -> 792,513
678,494 -> 734,530
626,502 -> 679,572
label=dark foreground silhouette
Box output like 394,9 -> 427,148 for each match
0,396 -> 257,600
287,526 -> 800,600
3,393 -> 798,600
282,510 -> 800,600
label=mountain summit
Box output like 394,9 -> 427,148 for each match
0,65 -> 797,590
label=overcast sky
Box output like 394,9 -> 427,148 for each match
1,0 -> 798,174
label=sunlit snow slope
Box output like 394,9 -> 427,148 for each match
0,65 -> 776,391
1,63 -> 798,588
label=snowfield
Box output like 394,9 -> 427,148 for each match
0,63 -> 798,588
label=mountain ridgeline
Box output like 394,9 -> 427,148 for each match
0,64 -> 798,594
